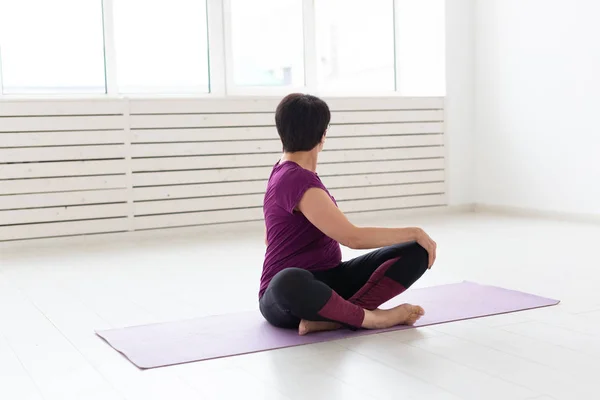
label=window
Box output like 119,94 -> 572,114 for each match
112,0 -> 209,93
0,0 -> 445,96
394,0 -> 446,95
228,0 -> 305,88
0,0 -> 106,94
315,0 -> 396,93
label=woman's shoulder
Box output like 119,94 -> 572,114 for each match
265,161 -> 336,214
267,162 -> 326,205
271,162 -> 320,185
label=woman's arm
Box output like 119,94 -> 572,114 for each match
298,187 -> 437,267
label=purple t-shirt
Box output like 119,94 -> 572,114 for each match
259,161 -> 342,297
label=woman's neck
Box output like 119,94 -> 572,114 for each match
281,151 -> 318,172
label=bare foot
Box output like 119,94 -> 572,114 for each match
400,304 -> 425,326
364,304 -> 425,329
298,320 -> 341,336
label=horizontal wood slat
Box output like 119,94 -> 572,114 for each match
0,130 -> 125,147
0,176 -> 127,195
320,158 -> 445,175
129,110 -> 442,130
322,170 -> 445,189
0,218 -> 128,241
131,135 -> 442,158
0,100 -> 126,117
128,97 -> 442,115
0,189 -> 128,210
132,127 -> 273,143
0,160 -> 126,179
132,170 -> 445,202
0,145 -> 126,163
132,158 -> 444,187
134,181 -> 268,201
130,99 -> 277,114
0,115 -> 125,132
130,122 -> 443,143
134,208 -> 264,230
332,182 -> 445,201
313,135 -> 444,151
340,194 -> 446,213
329,122 -> 443,137
130,113 -> 273,129
134,194 -> 264,216
132,140 -> 280,157
133,182 -> 444,216
132,167 -> 271,187
133,193 -> 445,231
320,147 -> 443,163
333,110 -> 443,124
325,97 -> 444,111
130,147 -> 443,172
131,153 -> 277,172
0,203 -> 128,225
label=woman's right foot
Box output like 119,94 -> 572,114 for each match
298,319 -> 341,335
363,304 -> 425,329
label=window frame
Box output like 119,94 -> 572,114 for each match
312,0 -> 399,96
222,0 -> 311,96
0,47 -> 4,95
0,0 -> 445,98
0,0 -> 108,96
102,0 -> 117,95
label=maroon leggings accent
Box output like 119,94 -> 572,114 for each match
317,291 -> 365,327
348,257 -> 406,310
259,242 -> 428,329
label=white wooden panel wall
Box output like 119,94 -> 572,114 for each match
129,97 -> 446,231
0,97 -> 445,241
0,100 -> 130,241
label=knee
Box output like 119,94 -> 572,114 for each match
406,243 -> 429,262
384,243 -> 429,288
269,268 -> 313,300
405,242 -> 429,274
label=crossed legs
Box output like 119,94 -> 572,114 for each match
259,242 -> 429,334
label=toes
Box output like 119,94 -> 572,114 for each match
413,306 -> 425,315
298,320 -> 308,335
407,306 -> 424,325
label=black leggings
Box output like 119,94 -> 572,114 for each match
259,242 -> 429,329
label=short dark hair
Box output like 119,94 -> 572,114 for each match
275,93 -> 331,152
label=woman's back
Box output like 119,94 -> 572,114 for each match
260,161 -> 341,297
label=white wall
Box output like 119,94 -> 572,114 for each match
0,97 -> 446,242
475,0 -> 600,215
445,0 -> 476,206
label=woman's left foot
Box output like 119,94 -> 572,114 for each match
298,319 -> 341,335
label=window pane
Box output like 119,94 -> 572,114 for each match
0,0 -> 105,94
315,0 -> 395,92
113,0 -> 209,93
395,0 -> 445,95
229,0 -> 304,87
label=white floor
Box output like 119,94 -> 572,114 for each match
1,212 -> 599,400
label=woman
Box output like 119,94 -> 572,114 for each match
260,93 -> 437,335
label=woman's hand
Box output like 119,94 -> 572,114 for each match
413,228 -> 437,269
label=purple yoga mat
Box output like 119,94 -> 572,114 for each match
96,281 -> 559,369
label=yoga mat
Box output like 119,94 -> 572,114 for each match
96,281 -> 559,369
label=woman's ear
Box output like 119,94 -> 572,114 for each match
318,136 -> 326,152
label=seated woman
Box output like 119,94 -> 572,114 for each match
260,93 -> 437,335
